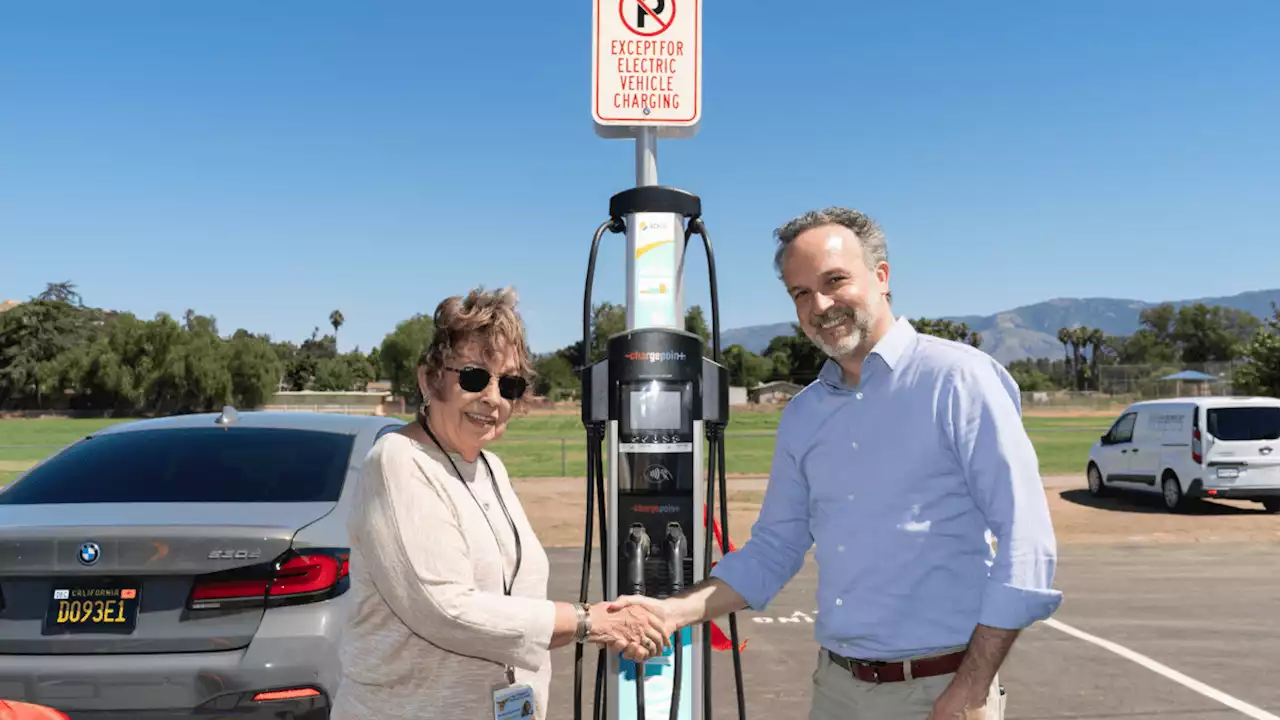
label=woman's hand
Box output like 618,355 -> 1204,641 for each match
587,600 -> 672,662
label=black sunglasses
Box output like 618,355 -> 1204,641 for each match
446,365 -> 527,400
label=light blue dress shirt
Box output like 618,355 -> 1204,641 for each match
711,316 -> 1062,661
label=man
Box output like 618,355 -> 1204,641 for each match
611,207 -> 1062,719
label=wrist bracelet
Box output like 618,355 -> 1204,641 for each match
575,603 -> 591,644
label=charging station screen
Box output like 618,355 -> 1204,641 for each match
629,389 -> 682,430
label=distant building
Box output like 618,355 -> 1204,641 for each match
749,381 -> 804,404
263,390 -> 404,416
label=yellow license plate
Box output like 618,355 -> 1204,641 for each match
43,584 -> 141,635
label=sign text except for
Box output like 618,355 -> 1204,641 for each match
610,38 -> 685,112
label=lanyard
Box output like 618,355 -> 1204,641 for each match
419,414 -> 522,596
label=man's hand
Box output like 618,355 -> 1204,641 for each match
928,624 -> 1016,719
602,596 -> 680,661
927,680 -> 988,720
586,600 -> 671,662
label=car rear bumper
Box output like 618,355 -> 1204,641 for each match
0,648 -> 330,718
52,692 -> 328,720
1188,478 -> 1280,500
0,586 -> 343,718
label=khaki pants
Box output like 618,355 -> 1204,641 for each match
809,650 -> 1004,720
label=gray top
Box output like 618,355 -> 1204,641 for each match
332,432 -> 556,719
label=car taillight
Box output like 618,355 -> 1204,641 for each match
189,548 -> 349,611
1192,428 -> 1202,464
270,551 -> 348,598
191,577 -> 270,604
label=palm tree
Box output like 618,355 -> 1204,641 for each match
1057,327 -> 1072,387
330,310 -> 344,349
1087,327 -> 1106,391
1072,327 -> 1091,391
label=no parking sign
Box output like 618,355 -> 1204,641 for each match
593,0 -> 701,135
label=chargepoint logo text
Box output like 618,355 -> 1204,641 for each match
631,503 -> 681,514
625,350 -> 686,362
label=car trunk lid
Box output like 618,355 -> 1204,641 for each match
0,502 -> 334,655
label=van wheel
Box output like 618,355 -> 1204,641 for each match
1162,474 -> 1185,512
1087,464 -> 1107,496
1261,499 -> 1280,514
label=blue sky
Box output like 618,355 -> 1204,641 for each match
2,1 -> 1277,355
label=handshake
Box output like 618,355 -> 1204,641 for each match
585,595 -> 684,662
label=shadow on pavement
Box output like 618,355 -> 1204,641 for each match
1058,488 -> 1265,515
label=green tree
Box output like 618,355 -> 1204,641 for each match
909,318 -> 982,348
378,314 -> 435,402
226,332 -> 284,408
589,302 -> 627,363
722,344 -> 771,389
313,351 -> 376,392
1007,359 -> 1059,392
1140,303 -> 1178,345
1233,303 -> 1280,397
533,354 -> 578,400
0,296 -> 97,408
1171,303 -> 1260,363
684,305 -> 711,352
1055,325 -> 1107,390
762,326 -> 826,384
767,348 -> 791,381
1108,328 -> 1178,365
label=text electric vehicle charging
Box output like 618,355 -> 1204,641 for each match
573,186 -> 747,720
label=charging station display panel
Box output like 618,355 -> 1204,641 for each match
628,387 -> 682,433
617,381 -> 694,492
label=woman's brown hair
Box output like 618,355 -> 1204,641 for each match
418,286 -> 536,408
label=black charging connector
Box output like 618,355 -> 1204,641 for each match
664,522 -> 687,720
622,523 -> 651,718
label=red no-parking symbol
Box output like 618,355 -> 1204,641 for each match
620,0 -> 675,36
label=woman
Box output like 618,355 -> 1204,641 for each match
332,287 -> 669,720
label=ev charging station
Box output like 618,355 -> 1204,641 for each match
575,1 -> 747,719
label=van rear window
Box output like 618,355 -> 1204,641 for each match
1206,407 -> 1280,442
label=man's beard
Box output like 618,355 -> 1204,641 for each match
804,306 -> 874,359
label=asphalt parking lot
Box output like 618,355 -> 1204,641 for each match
545,541 -> 1280,719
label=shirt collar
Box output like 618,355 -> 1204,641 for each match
818,316 -> 918,390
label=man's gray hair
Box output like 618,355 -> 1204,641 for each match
772,206 -> 891,303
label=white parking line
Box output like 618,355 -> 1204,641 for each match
1044,618 -> 1278,720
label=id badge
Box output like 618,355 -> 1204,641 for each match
493,683 -> 535,720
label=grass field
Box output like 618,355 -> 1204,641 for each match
0,410 -> 1107,485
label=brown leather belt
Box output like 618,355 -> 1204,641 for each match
827,648 -> 966,683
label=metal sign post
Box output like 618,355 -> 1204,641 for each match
593,0 -> 702,331
576,4 -> 744,720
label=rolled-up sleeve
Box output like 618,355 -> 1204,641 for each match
946,359 -> 1063,630
710,432 -> 813,610
350,441 -> 557,672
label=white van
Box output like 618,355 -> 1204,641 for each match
1086,396 -> 1280,512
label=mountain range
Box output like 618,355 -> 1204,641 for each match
720,288 -> 1280,365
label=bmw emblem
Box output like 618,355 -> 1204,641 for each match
78,542 -> 101,566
